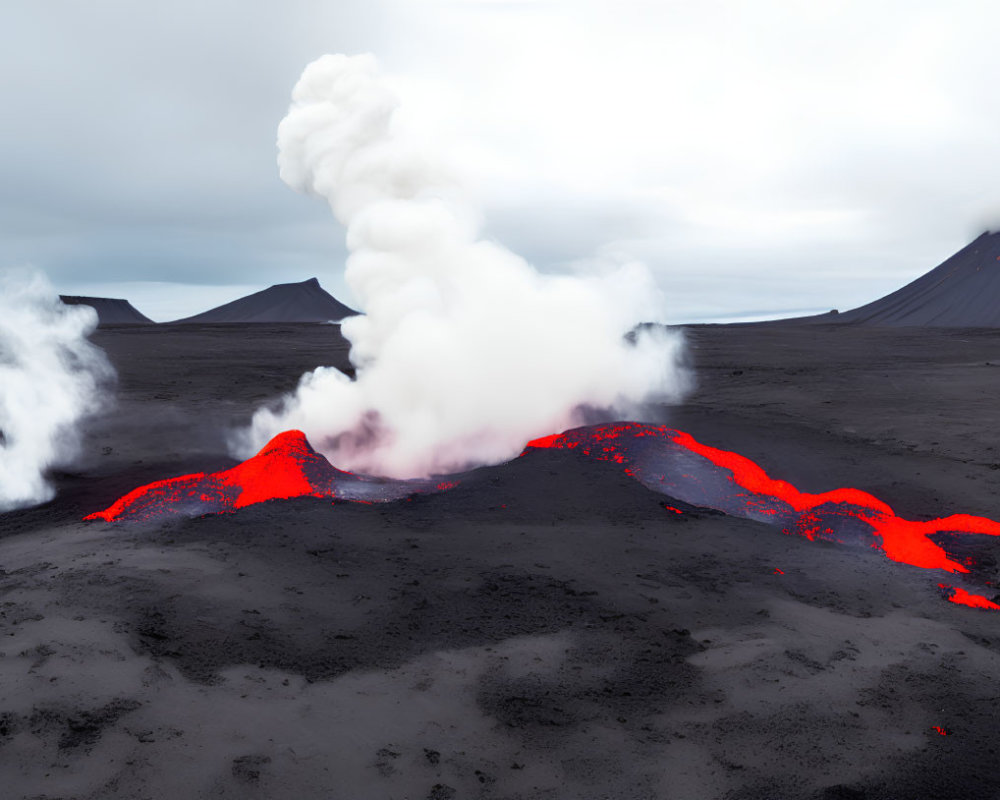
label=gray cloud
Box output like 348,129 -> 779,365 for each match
0,0 -> 387,303
4,1 -> 1000,321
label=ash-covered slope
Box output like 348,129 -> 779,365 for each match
837,231 -> 1000,326
169,278 -> 356,324
59,295 -> 153,326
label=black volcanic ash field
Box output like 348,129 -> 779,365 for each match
3,322 -> 1000,799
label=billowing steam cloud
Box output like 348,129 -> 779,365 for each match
0,269 -> 114,511
237,54 -> 690,477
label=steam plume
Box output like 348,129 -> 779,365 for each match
237,54 -> 690,477
0,269 -> 114,511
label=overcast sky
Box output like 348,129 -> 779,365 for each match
4,0 -> 1000,322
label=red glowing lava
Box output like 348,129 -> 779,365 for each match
86,431 -> 329,521
525,422 -> 1000,609
85,430 -> 449,522
87,422 -> 1000,610
938,584 -> 1000,610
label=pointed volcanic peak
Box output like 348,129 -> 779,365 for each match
837,231 -> 1000,327
168,278 -> 356,324
59,295 -> 154,326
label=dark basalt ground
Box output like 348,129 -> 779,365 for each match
2,322 -> 1000,799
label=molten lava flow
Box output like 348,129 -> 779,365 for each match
525,422 -> 1000,609
84,430 -> 453,522
938,584 -> 1000,610
87,422 -> 1000,610
86,431 -> 326,522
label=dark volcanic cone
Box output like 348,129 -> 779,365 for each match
59,295 -> 153,326
837,231 -> 1000,326
168,277 -> 356,324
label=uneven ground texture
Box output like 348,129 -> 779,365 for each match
2,322 -> 1000,799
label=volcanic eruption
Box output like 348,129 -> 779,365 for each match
231,53 -> 690,478
85,54 -> 1000,614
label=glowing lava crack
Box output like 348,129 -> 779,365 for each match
86,423 -> 1000,611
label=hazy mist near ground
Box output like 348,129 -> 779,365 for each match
0,269 -> 113,511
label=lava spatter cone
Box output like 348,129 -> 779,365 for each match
85,430 -> 450,522
85,430 -> 338,522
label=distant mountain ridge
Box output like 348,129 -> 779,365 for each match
832,231 -> 1000,326
168,278 -> 357,324
60,295 -> 153,326
754,231 -> 1000,328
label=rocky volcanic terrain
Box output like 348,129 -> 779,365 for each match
2,322 -> 1000,799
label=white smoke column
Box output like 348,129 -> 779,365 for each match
0,269 -> 114,511
239,54 -> 690,477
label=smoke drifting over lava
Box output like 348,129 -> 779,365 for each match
234,54 -> 690,478
0,269 -> 114,511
